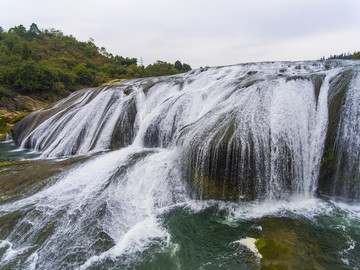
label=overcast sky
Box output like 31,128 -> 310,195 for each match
2,0 -> 360,68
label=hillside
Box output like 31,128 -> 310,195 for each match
0,23 -> 192,139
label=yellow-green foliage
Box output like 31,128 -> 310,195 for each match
353,51 -> 360,59
0,117 -> 11,139
0,162 -> 12,166
0,112 -> 31,139
9,112 -> 31,124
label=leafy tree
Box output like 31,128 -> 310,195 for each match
326,52 -> 360,60
352,52 -> 360,59
182,63 -> 192,71
20,43 -> 31,60
12,61 -> 56,92
0,27 -> 4,40
174,60 -> 183,71
126,64 -> 142,78
2,35 -> 22,52
28,23 -> 41,36
169,67 -> 179,75
73,63 -> 95,84
174,60 -> 191,72
8,25 -> 27,36
114,55 -> 137,67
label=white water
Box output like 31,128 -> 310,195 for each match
3,60 -> 360,269
13,60 -> 360,200
333,70 -> 360,198
0,146 -> 188,269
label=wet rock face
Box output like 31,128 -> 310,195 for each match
0,156 -> 91,203
179,73 -> 325,201
318,69 -> 360,201
180,66 -> 360,202
181,122 -> 264,201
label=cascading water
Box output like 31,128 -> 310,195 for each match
332,71 -> 360,198
13,60 -> 359,200
1,60 -> 360,269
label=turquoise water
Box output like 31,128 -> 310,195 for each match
1,189 -> 359,269
85,199 -> 360,270
0,146 -> 359,269
0,140 -> 39,162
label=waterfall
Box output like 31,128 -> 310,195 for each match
2,60 -> 360,269
11,60 -> 360,201
0,147 -> 188,269
332,71 -> 360,199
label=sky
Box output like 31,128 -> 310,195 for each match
1,0 -> 360,68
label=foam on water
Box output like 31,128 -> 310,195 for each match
233,237 -> 262,259
78,215 -> 170,269
2,60 -> 360,268
0,146 -> 188,269
0,240 -> 34,265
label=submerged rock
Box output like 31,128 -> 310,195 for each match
254,217 -> 339,269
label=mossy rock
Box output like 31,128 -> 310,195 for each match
123,88 -> 132,95
102,79 -> 127,86
0,117 -> 12,140
181,115 -> 264,201
254,217 -> 339,269
142,81 -> 162,94
0,112 -> 32,140
0,156 -> 91,203
0,162 -> 12,167
256,238 -> 291,260
191,174 -> 240,200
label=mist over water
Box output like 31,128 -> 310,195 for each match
1,60 -> 360,269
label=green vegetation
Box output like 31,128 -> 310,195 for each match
0,23 -> 192,96
0,162 -> 12,166
321,51 -> 360,60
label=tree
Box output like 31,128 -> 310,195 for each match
0,27 -> 3,40
182,63 -> 192,71
353,52 -> 360,60
28,23 -> 41,36
83,38 -> 98,57
114,55 -> 137,67
126,64 -> 142,78
21,43 -> 31,60
8,25 -> 27,36
13,61 -> 56,92
169,67 -> 179,75
73,63 -> 95,84
2,35 -> 22,52
174,60 -> 183,71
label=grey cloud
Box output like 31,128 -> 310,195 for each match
2,0 -> 360,68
